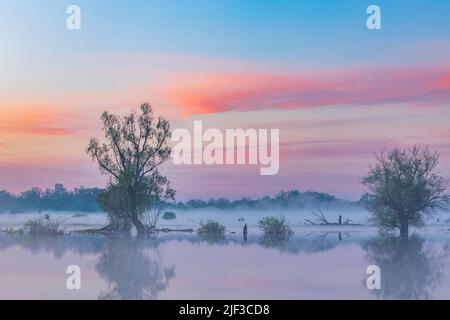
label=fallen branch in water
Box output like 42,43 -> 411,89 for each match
154,228 -> 194,233
305,208 -> 362,226
305,208 -> 330,225
78,225 -> 195,235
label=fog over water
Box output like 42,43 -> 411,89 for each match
1,211 -> 450,300
0,206 -> 373,232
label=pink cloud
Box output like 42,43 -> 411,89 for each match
0,105 -> 77,137
431,129 -> 450,137
280,139 -> 404,161
24,127 -> 74,136
435,74 -> 450,89
162,66 -> 450,115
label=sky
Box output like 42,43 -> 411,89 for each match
1,0 -> 450,200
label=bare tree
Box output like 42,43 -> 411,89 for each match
87,103 -> 174,235
362,146 -> 449,239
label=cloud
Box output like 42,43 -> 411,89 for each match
0,105 -> 77,136
280,138 -> 404,161
23,127 -> 74,136
162,66 -> 450,115
430,129 -> 450,137
435,74 -> 450,90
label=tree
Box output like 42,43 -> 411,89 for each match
20,187 -> 43,211
362,146 -> 448,239
97,183 -> 133,232
87,103 -> 174,235
141,172 -> 175,230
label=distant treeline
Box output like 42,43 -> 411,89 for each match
0,184 -> 103,213
0,185 -> 361,213
169,190 -> 359,210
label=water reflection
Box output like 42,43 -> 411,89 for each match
197,233 -> 227,245
259,233 -> 291,250
96,238 -> 175,300
0,231 -> 449,299
365,235 -> 447,300
303,232 -> 350,252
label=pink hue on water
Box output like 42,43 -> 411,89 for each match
1,228 -> 450,300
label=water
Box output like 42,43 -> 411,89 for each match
1,213 -> 450,300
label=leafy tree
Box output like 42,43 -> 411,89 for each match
20,187 -> 43,211
0,185 -> 103,213
87,103 -> 174,235
362,146 -> 449,239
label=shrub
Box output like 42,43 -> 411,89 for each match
197,220 -> 226,236
197,220 -> 226,244
22,217 -> 64,235
258,215 -> 293,237
162,211 -> 177,221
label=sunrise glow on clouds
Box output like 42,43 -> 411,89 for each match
1,0 -> 450,200
163,67 -> 450,114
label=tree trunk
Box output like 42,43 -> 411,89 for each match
129,188 -> 145,236
132,213 -> 145,236
399,214 -> 409,241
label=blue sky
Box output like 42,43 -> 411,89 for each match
3,0 -> 450,65
1,0 -> 450,200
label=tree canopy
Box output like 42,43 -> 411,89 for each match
362,146 -> 449,238
87,103 -> 174,234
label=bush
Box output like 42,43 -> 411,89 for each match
197,220 -> 226,236
197,220 -> 226,244
162,211 -> 176,221
258,215 -> 293,237
22,217 -> 64,235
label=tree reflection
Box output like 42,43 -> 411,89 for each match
197,233 -> 226,245
258,227 -> 297,252
96,238 -> 175,300
366,235 -> 446,300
